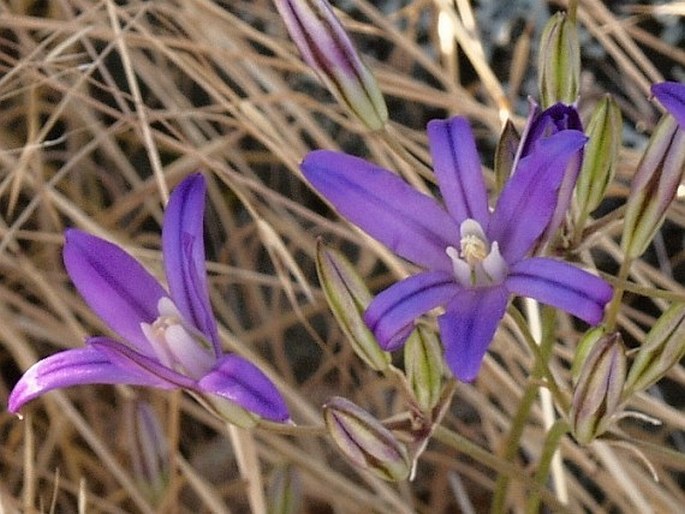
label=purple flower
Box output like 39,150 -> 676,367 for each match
652,81 -> 685,128
301,114 -> 612,381
8,174 -> 289,423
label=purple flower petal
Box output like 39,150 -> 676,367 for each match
652,81 -> 685,129
63,230 -> 166,357
198,354 -> 290,422
506,257 -> 612,324
163,174 -> 220,355
427,117 -> 490,226
7,346 -> 164,414
439,286 -> 509,382
89,337 -> 197,390
488,130 -> 587,262
301,150 -> 459,271
364,271 -> 459,351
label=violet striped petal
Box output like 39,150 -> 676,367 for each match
89,337 -> 197,390
427,117 -> 490,226
163,174 -> 220,355
7,346 -> 164,414
302,150 -> 458,271
439,286 -> 509,382
198,354 -> 290,422
506,257 -> 612,324
63,229 -> 166,357
364,271 -> 459,351
652,82 -> 685,129
488,130 -> 587,262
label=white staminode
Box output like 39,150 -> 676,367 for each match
141,297 -> 214,379
446,219 -> 508,287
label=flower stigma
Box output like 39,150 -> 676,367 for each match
446,219 -> 508,287
141,297 -> 215,379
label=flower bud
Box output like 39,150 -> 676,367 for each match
125,401 -> 170,503
267,465 -> 301,514
404,326 -> 443,412
538,11 -> 580,108
274,0 -> 388,130
571,326 -> 608,385
624,303 -> 685,395
324,396 -> 410,482
316,242 -> 390,371
575,95 -> 622,228
494,119 -> 520,194
621,115 -> 685,259
569,332 -> 626,445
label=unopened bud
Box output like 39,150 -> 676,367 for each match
274,0 -> 388,130
624,303 -> 685,395
571,326 -> 608,385
569,332 -> 626,445
538,11 -> 580,108
621,115 -> 685,259
575,95 -> 622,227
267,465 -> 301,514
494,119 -> 520,193
324,396 -> 410,482
404,326 -> 443,412
316,242 -> 390,371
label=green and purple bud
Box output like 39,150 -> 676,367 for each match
316,242 -> 390,371
537,11 -> 581,108
323,396 -> 410,482
575,95 -> 622,230
274,0 -> 388,130
494,119 -> 520,194
621,115 -> 685,259
624,302 -> 685,396
404,326 -> 443,413
569,332 -> 626,445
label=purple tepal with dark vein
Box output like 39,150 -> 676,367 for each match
301,109 -> 612,381
8,174 -> 289,425
653,81 -> 685,128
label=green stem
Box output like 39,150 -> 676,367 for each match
525,420 -> 571,514
604,257 -> 632,331
491,306 -> 559,513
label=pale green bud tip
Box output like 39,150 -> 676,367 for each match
316,243 -> 390,371
324,396 -> 411,481
274,0 -> 388,130
404,326 -> 443,412
625,302 -> 685,395
575,95 -> 622,223
538,11 -> 580,108
622,115 -> 685,259
570,332 -> 626,445
267,465 -> 301,514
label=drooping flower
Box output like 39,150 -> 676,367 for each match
652,81 -> 685,128
301,112 -> 612,381
8,174 -> 289,424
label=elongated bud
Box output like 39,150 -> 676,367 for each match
494,119 -> 520,194
274,0 -> 388,130
125,401 -> 170,503
624,303 -> 685,395
575,95 -> 622,228
267,465 -> 301,514
404,326 -> 443,412
621,115 -> 685,259
571,326 -> 608,385
316,242 -> 390,371
324,396 -> 410,481
538,11 -> 580,108
569,332 -> 626,445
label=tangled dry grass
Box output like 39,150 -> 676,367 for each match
1,0 -> 684,512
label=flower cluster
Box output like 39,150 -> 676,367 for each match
8,174 -> 289,424
302,106 -> 613,381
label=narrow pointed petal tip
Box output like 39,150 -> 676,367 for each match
652,81 -> 685,128
198,355 -> 290,422
301,150 -> 458,271
7,345 -> 164,414
163,173 -> 220,353
63,229 -> 166,356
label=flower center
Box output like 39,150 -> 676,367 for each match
446,219 -> 508,287
142,297 -> 214,379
